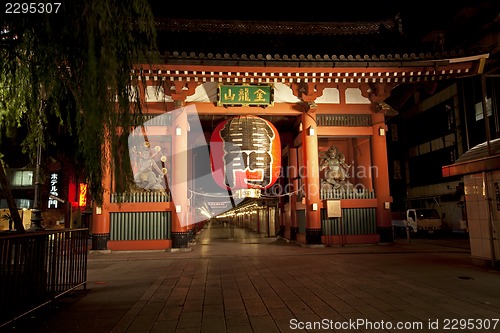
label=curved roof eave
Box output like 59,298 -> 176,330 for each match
442,138 -> 500,177
144,51 -> 489,69
134,53 -> 489,84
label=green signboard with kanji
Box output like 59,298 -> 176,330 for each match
218,84 -> 274,106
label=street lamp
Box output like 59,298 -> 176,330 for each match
30,97 -> 45,231
29,136 -> 44,230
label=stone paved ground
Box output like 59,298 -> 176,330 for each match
2,224 -> 499,333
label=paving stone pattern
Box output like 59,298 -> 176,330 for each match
3,224 -> 499,333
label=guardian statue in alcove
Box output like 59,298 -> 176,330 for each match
319,145 -> 352,191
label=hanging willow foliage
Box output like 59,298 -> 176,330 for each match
0,0 -> 157,205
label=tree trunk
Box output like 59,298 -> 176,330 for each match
0,161 -> 25,232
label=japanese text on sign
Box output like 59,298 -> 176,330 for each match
218,84 -> 273,106
48,172 -> 59,208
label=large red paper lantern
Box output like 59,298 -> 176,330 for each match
210,115 -> 281,191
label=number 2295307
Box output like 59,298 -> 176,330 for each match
5,3 -> 61,14
442,318 -> 499,330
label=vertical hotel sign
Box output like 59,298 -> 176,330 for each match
48,172 -> 59,208
218,84 -> 273,106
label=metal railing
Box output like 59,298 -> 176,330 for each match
110,211 -> 172,241
0,228 -> 88,327
321,208 -> 377,235
317,114 -> 372,127
110,191 -> 171,203
320,188 -> 375,199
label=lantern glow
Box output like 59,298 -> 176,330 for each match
210,115 -> 281,193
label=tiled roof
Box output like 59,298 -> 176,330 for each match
456,138 -> 500,163
442,138 -> 500,177
153,18 -> 487,66
156,18 -> 397,35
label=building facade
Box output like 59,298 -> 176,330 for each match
385,3 -> 499,239
88,19 -> 488,250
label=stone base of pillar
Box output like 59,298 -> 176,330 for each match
306,228 -> 322,245
91,233 -> 109,250
290,227 -> 298,241
172,231 -> 190,248
377,226 -> 393,243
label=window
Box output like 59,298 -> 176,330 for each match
9,170 -> 34,187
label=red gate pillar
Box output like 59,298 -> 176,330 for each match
371,112 -> 393,242
288,147 -> 298,241
298,110 -> 322,245
171,102 -> 190,248
91,152 -> 111,250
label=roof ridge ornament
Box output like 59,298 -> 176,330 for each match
155,18 -> 396,35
